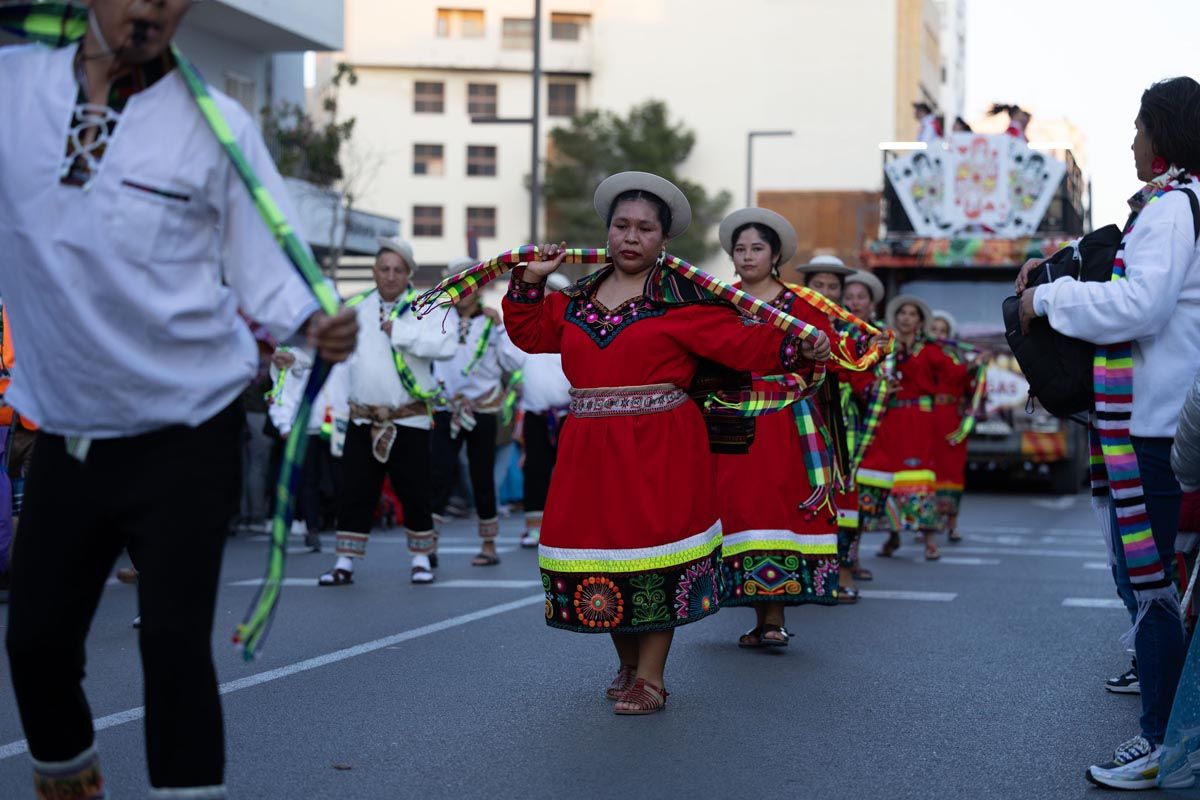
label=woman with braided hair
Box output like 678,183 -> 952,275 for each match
502,172 -> 830,715
713,208 -> 840,647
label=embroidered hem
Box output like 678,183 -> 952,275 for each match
720,550 -> 839,607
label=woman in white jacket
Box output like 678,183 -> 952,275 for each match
1017,76 -> 1200,791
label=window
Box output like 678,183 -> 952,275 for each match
436,8 -> 485,38
547,82 -> 577,117
413,144 -> 444,176
414,81 -> 444,113
501,17 -> 534,50
466,145 -> 497,177
466,207 -> 497,238
413,206 -> 443,237
550,12 -> 590,40
467,83 -> 498,117
224,71 -> 256,114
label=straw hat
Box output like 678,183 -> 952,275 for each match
885,294 -> 933,329
593,171 -> 691,238
794,254 -> 855,277
377,236 -> 418,272
718,208 -> 798,266
930,309 -> 959,338
845,270 -> 885,305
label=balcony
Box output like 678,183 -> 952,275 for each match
185,0 -> 343,52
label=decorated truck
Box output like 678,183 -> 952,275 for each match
863,133 -> 1089,493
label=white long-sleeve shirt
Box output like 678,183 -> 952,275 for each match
517,353 -> 571,413
1034,178 -> 1200,437
346,290 -> 456,430
434,310 -> 523,409
0,44 -> 318,437
268,350 -> 349,437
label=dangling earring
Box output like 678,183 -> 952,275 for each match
655,248 -> 666,268
1152,155 -> 1169,176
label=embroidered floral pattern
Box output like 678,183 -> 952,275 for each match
507,271 -> 546,304
769,289 -> 797,312
779,334 -> 806,372
721,551 -> 839,607
674,559 -> 718,619
565,293 -> 665,348
573,577 -> 625,628
629,574 -> 670,627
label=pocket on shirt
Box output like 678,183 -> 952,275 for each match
106,176 -> 210,266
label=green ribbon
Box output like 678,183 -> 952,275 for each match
461,317 -> 495,376
346,287 -> 443,404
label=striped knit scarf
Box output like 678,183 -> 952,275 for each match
1091,169 -> 1191,630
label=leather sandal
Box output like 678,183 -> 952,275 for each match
614,678 -> 669,715
925,542 -> 941,561
605,665 -> 637,700
852,567 -> 874,581
318,568 -> 354,586
759,624 -> 788,647
471,551 -> 501,567
948,529 -> 963,543
839,585 -> 861,604
877,534 -> 900,558
738,625 -> 766,648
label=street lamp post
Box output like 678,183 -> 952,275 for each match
746,130 -> 794,207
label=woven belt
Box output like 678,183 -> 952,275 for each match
888,396 -> 934,411
349,401 -> 428,422
569,383 -> 688,418
934,394 -> 957,406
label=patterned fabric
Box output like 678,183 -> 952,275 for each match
335,531 -> 369,559
406,528 -> 436,554
565,293 -> 665,347
568,384 -> 688,417
32,745 -> 105,800
1092,170 -> 1193,592
720,551 -> 838,607
541,549 -> 722,633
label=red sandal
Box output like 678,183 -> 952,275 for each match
614,678 -> 669,716
605,665 -> 637,700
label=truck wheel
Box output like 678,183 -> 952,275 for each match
1048,459 -> 1083,495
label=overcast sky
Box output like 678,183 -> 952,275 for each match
964,0 -> 1200,228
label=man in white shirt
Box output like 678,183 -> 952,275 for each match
508,273 -> 573,548
431,259 -> 524,567
914,101 -> 942,144
0,3 -> 357,799
320,237 -> 456,586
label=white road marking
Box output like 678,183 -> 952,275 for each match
1063,598 -> 1127,609
227,578 -> 326,587
1084,562 -> 1112,570
952,525 -> 1094,535
946,546 -> 1105,559
1032,496 -> 1079,510
0,594 -> 545,761
909,557 -> 1000,566
433,579 -> 543,589
858,590 -> 957,602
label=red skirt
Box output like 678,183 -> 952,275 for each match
858,403 -> 939,532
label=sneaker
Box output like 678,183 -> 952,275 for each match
411,555 -> 435,584
1106,659 -> 1140,694
1086,735 -> 1161,790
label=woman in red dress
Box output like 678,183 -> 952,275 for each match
503,172 -> 829,715
713,209 -> 840,648
859,296 -> 955,561
929,311 -> 975,543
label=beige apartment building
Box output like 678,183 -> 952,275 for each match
331,0 -> 956,276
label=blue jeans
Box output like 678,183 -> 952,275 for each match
1107,437 -> 1186,744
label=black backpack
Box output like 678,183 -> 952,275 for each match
1002,187 -> 1199,418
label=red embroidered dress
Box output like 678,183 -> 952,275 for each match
502,267 -> 808,634
716,287 -> 839,606
932,345 -> 973,521
857,337 -> 954,532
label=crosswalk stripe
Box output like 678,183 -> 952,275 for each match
946,545 -> 1105,559
229,578 -> 323,587
858,590 -> 956,602
909,556 -> 999,566
1084,562 -> 1111,570
1063,598 -> 1126,609
434,580 -> 543,589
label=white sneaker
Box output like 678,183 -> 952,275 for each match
1086,735 -> 1161,790
411,555 -> 435,584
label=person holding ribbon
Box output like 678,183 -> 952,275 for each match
496,171 -> 830,714
844,270 -> 885,325
431,258 -> 524,568
506,273 -> 573,549
321,237 -> 456,587
714,209 -> 844,645
860,296 -> 954,562
0,2 -> 359,798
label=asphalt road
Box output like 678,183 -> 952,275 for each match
0,490 -> 1162,798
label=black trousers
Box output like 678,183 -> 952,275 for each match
298,434 -> 341,533
431,411 -> 498,520
6,403 -> 242,789
336,423 -> 434,556
523,412 -> 559,514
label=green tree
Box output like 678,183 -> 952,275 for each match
542,100 -> 731,265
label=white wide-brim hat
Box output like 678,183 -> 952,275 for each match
718,207 -> 798,266
443,256 -> 476,277
593,171 -> 691,239
794,254 -> 854,276
377,236 -> 418,272
931,308 -> 959,338
885,294 -> 933,329
845,270 -> 885,305
546,273 -> 571,292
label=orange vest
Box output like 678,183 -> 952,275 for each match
0,307 -> 38,431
